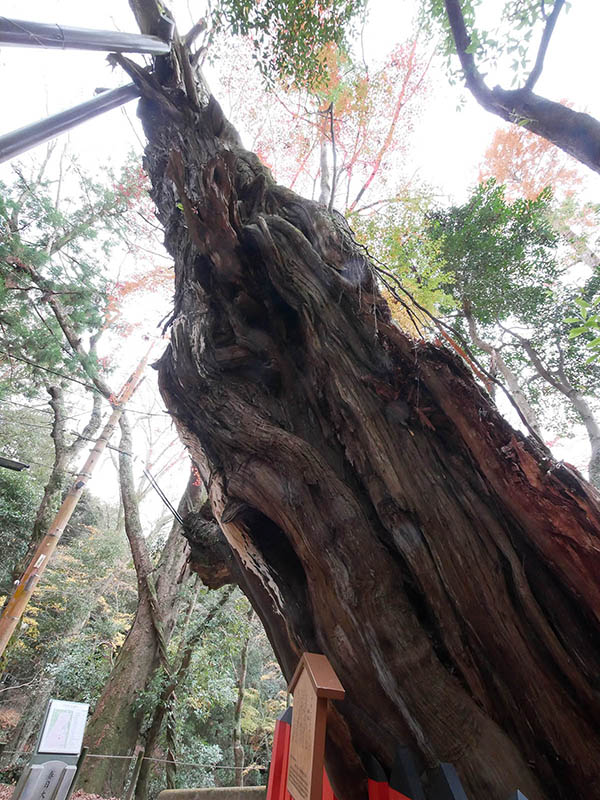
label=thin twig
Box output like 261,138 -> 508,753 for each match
328,103 -> 337,212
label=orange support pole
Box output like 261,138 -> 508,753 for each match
0,352 -> 149,657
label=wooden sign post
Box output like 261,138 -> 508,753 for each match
286,653 -> 345,800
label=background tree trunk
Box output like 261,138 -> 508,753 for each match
78,472 -> 198,798
122,22 -> 600,799
233,613 -> 252,787
10,386 -> 102,583
133,586 -> 234,800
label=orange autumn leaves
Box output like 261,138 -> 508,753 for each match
479,123 -> 582,202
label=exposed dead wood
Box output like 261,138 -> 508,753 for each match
124,15 -> 600,798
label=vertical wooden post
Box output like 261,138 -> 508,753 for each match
124,747 -> 146,800
0,353 -> 149,657
286,653 -> 344,800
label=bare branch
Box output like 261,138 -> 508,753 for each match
524,0 -> 565,91
443,0 -> 600,174
328,103 -> 337,212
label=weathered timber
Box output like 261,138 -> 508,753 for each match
125,14 -> 600,800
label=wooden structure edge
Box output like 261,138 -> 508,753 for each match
288,653 -> 345,700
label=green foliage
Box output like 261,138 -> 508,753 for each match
136,588 -> 285,796
0,468 -> 42,593
350,186 -> 455,321
206,0 -> 365,89
419,178 -> 600,435
426,179 -> 559,324
0,153 -> 147,395
1,495 -> 135,704
0,401 -> 54,590
566,286 -> 600,364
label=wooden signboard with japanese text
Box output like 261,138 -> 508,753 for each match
286,653 -> 345,800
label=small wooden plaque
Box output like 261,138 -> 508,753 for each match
286,653 -> 344,800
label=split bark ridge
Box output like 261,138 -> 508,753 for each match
123,14 -> 600,799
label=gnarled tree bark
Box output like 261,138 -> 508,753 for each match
123,9 -> 600,798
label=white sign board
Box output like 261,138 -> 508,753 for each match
38,700 -> 89,756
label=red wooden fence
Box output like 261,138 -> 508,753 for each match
265,707 -> 529,800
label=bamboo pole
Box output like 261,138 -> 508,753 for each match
0,354 -> 149,657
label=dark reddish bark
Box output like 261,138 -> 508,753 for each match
123,10 -> 600,798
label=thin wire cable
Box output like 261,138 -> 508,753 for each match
0,750 -> 242,769
68,433 -> 184,525
143,467 -> 184,525
0,351 -> 169,418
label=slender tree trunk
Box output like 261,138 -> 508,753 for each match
463,309 -> 542,437
78,464 -> 198,798
233,614 -> 252,787
568,390 -> 600,486
121,12 -> 600,799
509,334 -> 600,487
10,387 -> 102,582
318,135 -> 331,206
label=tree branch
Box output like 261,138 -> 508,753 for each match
328,103 -> 337,212
463,305 -> 542,435
524,0 -> 565,91
443,0 -> 600,174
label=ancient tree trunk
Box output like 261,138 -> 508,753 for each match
124,23 -> 600,799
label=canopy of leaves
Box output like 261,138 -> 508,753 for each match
206,0 -> 366,89
479,123 -> 582,202
0,154 -> 148,395
426,179 -> 559,324
567,279 -> 600,365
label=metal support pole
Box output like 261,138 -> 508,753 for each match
428,763 -> 469,800
0,456 -> 29,471
0,17 -> 172,54
0,83 -> 140,164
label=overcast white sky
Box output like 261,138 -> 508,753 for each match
2,0 -> 599,197
1,0 -> 598,493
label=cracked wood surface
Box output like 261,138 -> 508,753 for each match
122,18 -> 600,798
